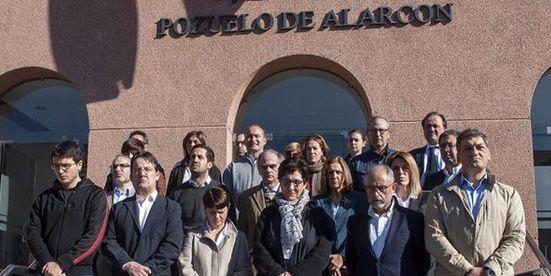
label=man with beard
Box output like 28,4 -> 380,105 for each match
349,116 -> 396,192
223,124 -> 266,208
424,130 -> 462,190
170,145 -> 236,233
425,129 -> 525,275
346,165 -> 430,275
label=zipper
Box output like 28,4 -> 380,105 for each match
54,190 -> 75,257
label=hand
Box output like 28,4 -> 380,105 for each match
42,262 -> 63,276
466,267 -> 484,276
278,272 -> 292,276
124,261 -> 152,276
329,254 -> 344,271
331,270 -> 342,276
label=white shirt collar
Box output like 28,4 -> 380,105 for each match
444,164 -> 462,177
136,190 -> 158,205
191,175 -> 212,188
262,182 -> 280,193
393,194 -> 412,208
206,221 -> 228,247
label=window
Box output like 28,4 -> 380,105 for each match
235,69 -> 368,156
0,79 -> 89,268
532,69 -> 551,260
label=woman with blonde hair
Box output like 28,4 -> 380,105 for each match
386,151 -> 427,213
301,134 -> 330,197
314,156 -> 367,276
283,142 -> 302,159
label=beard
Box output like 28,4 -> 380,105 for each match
371,198 -> 391,212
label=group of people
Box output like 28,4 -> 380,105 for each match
23,111 -> 526,276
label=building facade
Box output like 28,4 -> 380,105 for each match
1,0 -> 551,272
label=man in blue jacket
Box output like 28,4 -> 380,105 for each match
346,164 -> 430,275
25,141 -> 108,276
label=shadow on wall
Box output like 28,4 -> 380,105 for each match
182,0 -> 245,18
48,0 -> 138,103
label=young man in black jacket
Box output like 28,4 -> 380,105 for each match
25,141 -> 108,276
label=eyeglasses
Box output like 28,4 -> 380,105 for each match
366,184 -> 393,193
368,128 -> 389,134
440,143 -> 456,150
51,162 -> 76,171
133,166 -> 156,174
281,179 -> 304,188
111,164 -> 130,170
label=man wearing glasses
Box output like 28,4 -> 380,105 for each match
410,112 -> 447,185
25,141 -> 108,276
346,164 -> 430,275
349,116 -> 396,192
102,151 -> 183,275
107,154 -> 135,207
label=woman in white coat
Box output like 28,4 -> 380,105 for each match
179,186 -> 251,276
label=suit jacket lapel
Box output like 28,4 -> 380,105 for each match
318,197 -> 334,221
380,204 -> 403,259
141,196 -> 164,234
252,186 -> 265,213
362,212 -> 376,259
124,196 -> 141,232
334,195 -> 353,226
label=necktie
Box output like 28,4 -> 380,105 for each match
426,146 -> 439,176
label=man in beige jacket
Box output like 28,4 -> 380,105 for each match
425,128 -> 525,276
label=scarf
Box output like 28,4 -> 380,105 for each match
307,162 -> 324,174
276,190 -> 310,259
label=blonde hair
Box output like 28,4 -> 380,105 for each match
283,142 -> 301,159
320,156 -> 353,195
386,151 -> 422,198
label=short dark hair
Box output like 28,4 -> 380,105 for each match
129,130 -> 148,145
203,186 -> 231,210
278,158 -> 310,180
121,138 -> 145,156
422,112 -> 447,129
457,128 -> 489,150
190,144 -> 214,162
439,129 -> 459,145
348,129 -> 366,141
51,140 -> 83,163
130,151 -> 160,174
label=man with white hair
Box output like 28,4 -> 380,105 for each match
346,164 -> 430,275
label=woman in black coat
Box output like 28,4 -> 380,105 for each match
253,158 -> 334,276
